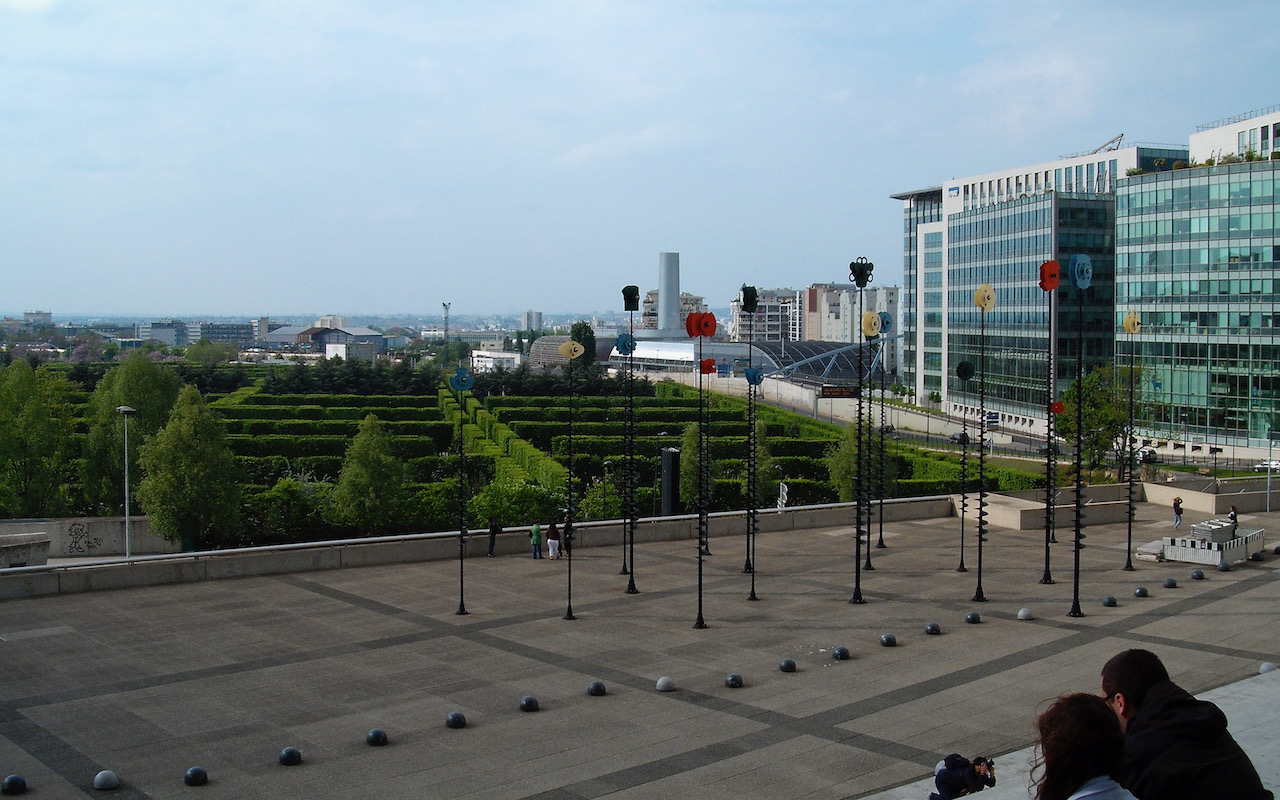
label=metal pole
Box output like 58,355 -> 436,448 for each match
1124,332 -> 1136,571
456,384 -> 469,615
694,332 -> 708,628
958,406 -> 968,572
626,307 -> 638,594
123,414 -> 131,560
564,350 -> 577,621
116,406 -> 136,560
851,284 -> 866,603
1068,283 -> 1086,618
974,306 -> 988,603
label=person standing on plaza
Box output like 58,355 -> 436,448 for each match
1229,504 -> 1239,531
1172,496 -> 1183,529
529,523 -> 543,559
546,519 -> 561,559
487,517 -> 501,557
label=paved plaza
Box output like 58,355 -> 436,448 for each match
0,500 -> 1276,799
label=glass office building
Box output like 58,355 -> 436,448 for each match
1116,157 -> 1280,450
947,193 -> 1116,427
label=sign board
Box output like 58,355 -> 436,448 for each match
819,385 -> 860,399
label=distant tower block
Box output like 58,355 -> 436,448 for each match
658,253 -> 680,332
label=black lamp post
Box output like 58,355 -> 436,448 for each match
1123,310 -> 1141,572
741,285 -> 762,601
972,284 -> 996,603
558,338 -> 586,621
687,310 -> 717,628
848,256 -> 873,603
1037,259 -> 1061,585
621,285 -> 641,595
1067,254 -> 1093,618
448,367 -> 474,616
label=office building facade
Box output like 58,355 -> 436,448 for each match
1117,107 -> 1280,450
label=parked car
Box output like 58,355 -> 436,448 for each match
948,431 -> 969,445
1137,447 -> 1160,463
879,424 -> 896,434
1255,459 -> 1280,471
1037,442 -> 1060,456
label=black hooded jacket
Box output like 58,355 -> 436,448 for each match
1122,679 -> 1271,800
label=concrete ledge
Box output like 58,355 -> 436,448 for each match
0,533 -> 51,568
0,495 -> 1027,601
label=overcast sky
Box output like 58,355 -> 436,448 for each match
3,0 -> 1276,318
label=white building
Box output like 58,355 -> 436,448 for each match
794,283 -> 901,377
1189,105 -> 1280,162
471,350 -> 524,373
726,288 -> 795,343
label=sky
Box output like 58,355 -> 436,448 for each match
2,0 -> 1277,318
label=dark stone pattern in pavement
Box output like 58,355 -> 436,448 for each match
0,503 -> 1275,799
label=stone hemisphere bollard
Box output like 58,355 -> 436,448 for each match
1261,662 -> 1278,674
832,646 -> 851,660
879,633 -> 897,647
1217,562 -> 1231,572
366,729 -> 389,747
587,681 -> 607,696
93,770 -> 120,790
924,622 -> 941,635
1251,552 -> 1265,562
1191,569 -> 1205,580
1,775 -> 27,796
778,659 -> 797,673
656,676 -> 676,692
1102,596 -> 1118,607
724,673 -> 744,688
1163,577 -> 1178,589
1134,586 -> 1149,598
1017,608 -> 1034,620
183,767 -> 208,787
278,747 -> 302,766
445,711 -> 467,729
965,612 -> 982,624
519,696 -> 540,712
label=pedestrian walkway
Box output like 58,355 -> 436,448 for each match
0,500 -> 1275,799
862,667 -> 1280,800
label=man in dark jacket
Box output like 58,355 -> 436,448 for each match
1101,648 -> 1272,800
929,754 -> 995,800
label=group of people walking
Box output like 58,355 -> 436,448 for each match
527,516 -> 570,560
933,648 -> 1270,800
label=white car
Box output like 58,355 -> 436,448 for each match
1255,460 -> 1280,471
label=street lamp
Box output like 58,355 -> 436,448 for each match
116,405 -> 137,560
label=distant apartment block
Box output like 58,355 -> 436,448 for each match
792,284 -> 901,378
519,310 -> 543,333
640,291 -> 707,331
726,288 -> 795,343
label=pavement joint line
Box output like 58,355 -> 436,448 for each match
0,706 -> 155,800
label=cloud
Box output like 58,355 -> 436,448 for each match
556,123 -> 697,167
0,0 -> 59,10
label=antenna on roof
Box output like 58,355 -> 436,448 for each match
1089,134 -> 1124,154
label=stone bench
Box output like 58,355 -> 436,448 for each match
0,533 -> 52,568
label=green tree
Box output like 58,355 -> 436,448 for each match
328,414 -> 408,535
824,419 -> 862,503
468,477 -> 562,527
569,321 -> 597,367
1057,364 -> 1142,473
0,362 -> 75,517
679,422 -> 704,510
185,338 -> 238,366
81,352 -> 182,514
137,386 -> 240,550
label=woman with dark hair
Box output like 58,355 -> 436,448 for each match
1033,693 -> 1136,800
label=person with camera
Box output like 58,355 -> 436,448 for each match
929,753 -> 995,800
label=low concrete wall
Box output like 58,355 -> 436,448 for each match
0,498 -> 954,601
0,517 -> 179,558
1144,481 -> 1280,515
0,533 -> 51,568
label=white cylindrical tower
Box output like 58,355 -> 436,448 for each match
658,252 -> 680,332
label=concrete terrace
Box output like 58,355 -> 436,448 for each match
0,499 -> 1276,799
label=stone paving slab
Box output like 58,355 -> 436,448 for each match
0,501 -> 1275,799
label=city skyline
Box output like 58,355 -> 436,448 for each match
3,1 -> 1277,316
